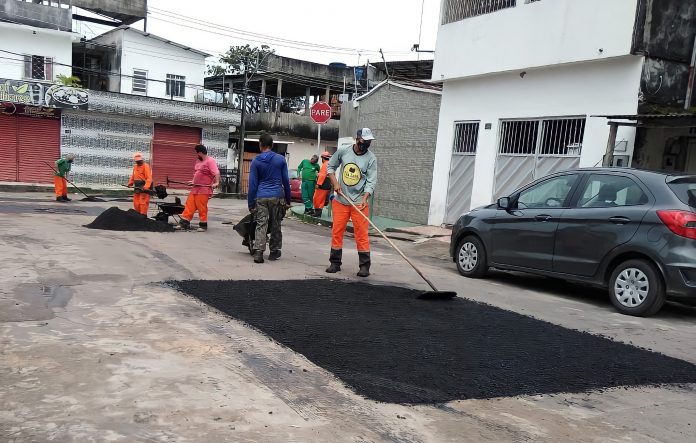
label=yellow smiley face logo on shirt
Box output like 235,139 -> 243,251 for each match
342,163 -> 362,187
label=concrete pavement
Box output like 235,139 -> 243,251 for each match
1,192 -> 695,442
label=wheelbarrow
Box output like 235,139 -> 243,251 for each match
154,197 -> 184,224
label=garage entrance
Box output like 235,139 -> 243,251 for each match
151,124 -> 201,189
0,111 -> 60,183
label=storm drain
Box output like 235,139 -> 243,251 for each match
172,279 -> 696,404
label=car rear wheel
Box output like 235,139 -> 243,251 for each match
456,236 -> 488,278
608,259 -> 665,317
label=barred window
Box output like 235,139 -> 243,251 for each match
540,118 -> 585,155
452,122 -> 480,154
499,118 -> 586,156
442,0 -> 516,24
132,69 -> 148,95
499,120 -> 539,155
23,55 -> 53,80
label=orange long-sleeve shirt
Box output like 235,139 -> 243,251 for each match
128,163 -> 153,190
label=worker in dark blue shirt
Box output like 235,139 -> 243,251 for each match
247,133 -> 291,264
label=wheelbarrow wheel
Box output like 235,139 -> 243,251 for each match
154,212 -> 169,223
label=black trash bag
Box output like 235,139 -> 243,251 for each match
154,185 -> 168,200
233,214 -> 256,255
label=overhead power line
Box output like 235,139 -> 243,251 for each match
146,8 -> 413,57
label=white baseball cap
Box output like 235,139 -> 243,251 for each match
357,128 -> 376,141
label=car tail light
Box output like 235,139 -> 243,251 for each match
657,210 -> 696,240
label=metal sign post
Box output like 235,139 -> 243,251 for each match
310,101 -> 332,154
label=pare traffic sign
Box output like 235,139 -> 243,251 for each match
310,101 -> 332,124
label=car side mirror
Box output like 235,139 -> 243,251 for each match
497,197 -> 511,210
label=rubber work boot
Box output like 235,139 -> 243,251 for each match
196,222 -> 208,232
325,248 -> 342,273
313,209 -> 322,218
357,252 -> 371,278
268,250 -> 281,261
62,195 -> 71,201
56,197 -> 65,203
253,251 -> 264,264
174,219 -> 191,231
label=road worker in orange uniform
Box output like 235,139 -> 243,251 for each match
175,144 -> 220,232
53,153 -> 75,202
127,152 -> 152,216
312,151 -> 332,217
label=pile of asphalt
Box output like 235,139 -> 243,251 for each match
79,197 -> 107,202
172,279 -> 696,404
85,207 -> 174,232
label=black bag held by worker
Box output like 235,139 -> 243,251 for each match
233,214 -> 257,255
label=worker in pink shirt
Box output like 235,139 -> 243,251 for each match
175,144 -> 220,232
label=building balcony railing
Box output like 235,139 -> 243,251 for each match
441,0 -> 540,25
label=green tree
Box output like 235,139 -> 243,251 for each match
207,44 -> 274,76
56,74 -> 82,87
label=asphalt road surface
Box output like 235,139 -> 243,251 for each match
1,192 -> 695,443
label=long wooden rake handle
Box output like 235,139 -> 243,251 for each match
340,193 -> 439,292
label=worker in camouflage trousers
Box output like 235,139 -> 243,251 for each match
247,133 -> 292,264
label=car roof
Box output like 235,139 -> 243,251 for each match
562,167 -> 696,179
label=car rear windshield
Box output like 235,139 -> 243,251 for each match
667,176 -> 696,208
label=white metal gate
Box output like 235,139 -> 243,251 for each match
494,117 -> 585,199
445,121 -> 479,224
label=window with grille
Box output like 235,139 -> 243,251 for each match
132,69 -> 148,95
499,120 -> 539,155
452,122 -> 480,154
540,118 -> 585,155
166,74 -> 186,98
442,0 -> 516,24
23,55 -> 53,80
499,118 -> 586,156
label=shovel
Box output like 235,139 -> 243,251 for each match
166,177 -> 214,188
43,161 -> 103,202
340,192 -> 457,301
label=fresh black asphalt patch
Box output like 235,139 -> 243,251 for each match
85,207 -> 174,232
172,279 -> 696,404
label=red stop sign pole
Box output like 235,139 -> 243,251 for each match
311,101 -> 332,153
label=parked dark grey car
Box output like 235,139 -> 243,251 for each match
450,168 -> 696,316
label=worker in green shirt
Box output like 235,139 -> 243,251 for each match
297,155 -> 320,213
54,153 -> 75,202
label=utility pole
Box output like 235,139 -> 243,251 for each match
235,62 -> 249,193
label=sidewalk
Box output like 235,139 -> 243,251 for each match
289,204 -> 450,242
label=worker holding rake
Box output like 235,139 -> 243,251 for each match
127,152 -> 152,216
325,128 -> 378,277
175,144 -> 220,232
53,153 -> 75,202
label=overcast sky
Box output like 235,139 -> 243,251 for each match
80,0 -> 440,66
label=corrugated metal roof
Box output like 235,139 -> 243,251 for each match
593,113 -> 696,120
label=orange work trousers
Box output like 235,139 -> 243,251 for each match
313,188 -> 330,210
331,199 -> 370,252
133,192 -> 150,216
54,176 -> 67,197
182,193 -> 210,222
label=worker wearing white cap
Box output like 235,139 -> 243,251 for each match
325,128 -> 378,277
127,152 -> 152,216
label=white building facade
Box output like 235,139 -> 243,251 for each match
89,26 -> 208,103
429,0 -> 644,225
0,21 -> 75,82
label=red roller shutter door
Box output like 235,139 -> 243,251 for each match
152,124 -> 201,189
17,116 -> 60,183
0,114 -> 18,181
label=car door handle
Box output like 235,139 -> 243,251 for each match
535,214 -> 552,222
609,216 -> 631,225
